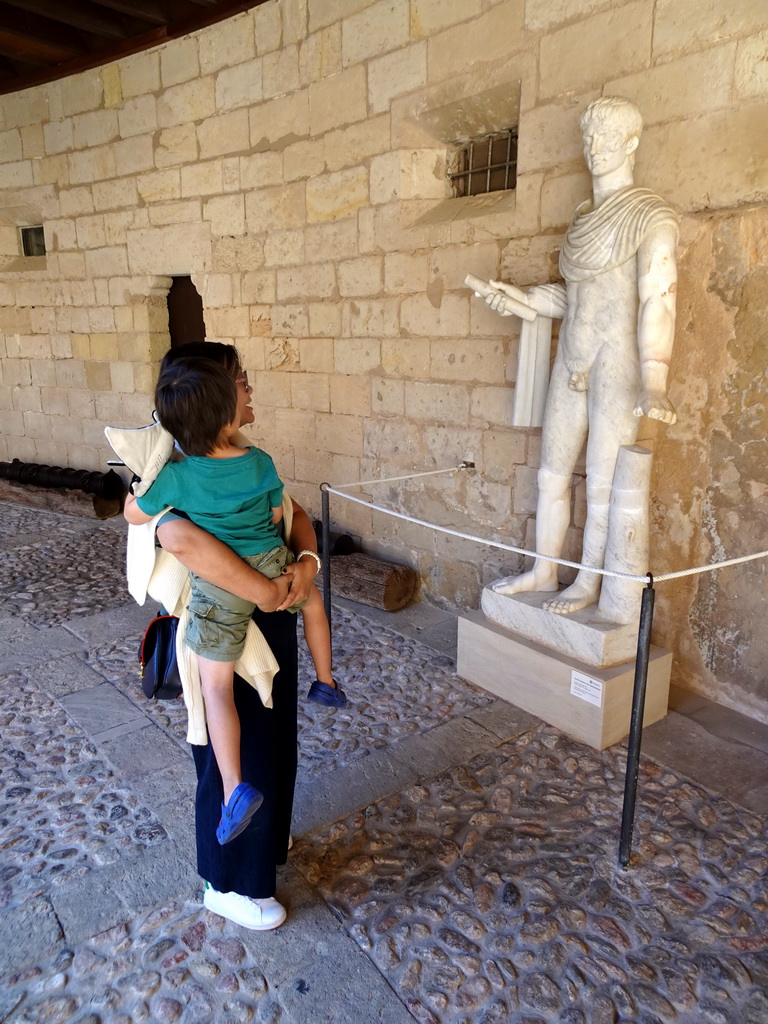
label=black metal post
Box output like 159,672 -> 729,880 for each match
618,575 -> 656,868
320,483 -> 332,630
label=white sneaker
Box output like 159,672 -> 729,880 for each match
203,886 -> 287,930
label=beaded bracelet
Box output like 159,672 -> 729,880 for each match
296,549 -> 322,573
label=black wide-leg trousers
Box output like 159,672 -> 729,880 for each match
191,607 -> 298,899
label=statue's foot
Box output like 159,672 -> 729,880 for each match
490,569 -> 558,597
543,578 -> 600,615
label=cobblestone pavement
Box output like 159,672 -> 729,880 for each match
1,502 -> 766,1023
294,734 -> 768,1024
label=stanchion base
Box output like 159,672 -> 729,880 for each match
458,611 -> 671,750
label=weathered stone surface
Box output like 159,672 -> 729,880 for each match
651,207 -> 768,716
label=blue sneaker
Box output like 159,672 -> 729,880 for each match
307,679 -> 348,708
216,783 -> 263,845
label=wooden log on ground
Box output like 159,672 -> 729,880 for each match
318,552 -> 418,611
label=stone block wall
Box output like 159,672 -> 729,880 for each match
0,0 -> 765,716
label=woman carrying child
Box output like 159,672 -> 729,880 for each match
126,342 -> 341,931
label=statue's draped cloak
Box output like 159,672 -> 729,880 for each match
559,186 -> 679,283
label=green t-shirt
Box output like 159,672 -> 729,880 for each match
136,447 -> 284,557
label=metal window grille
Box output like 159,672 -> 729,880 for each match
450,128 -> 518,198
20,225 -> 45,257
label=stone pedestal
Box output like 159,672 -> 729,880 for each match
481,586 -> 641,668
457,611 -> 671,750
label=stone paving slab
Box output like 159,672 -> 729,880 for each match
0,896 -> 64,980
127,760 -> 198,813
293,745 -> 414,836
0,614 -> 43,642
61,599 -> 155,647
389,716 -> 505,782
49,843 -> 196,946
32,652 -> 109,698
643,712 -> 768,815
294,606 -> 492,780
333,594 -> 459,657
105,843 -> 198,926
98,722 -> 194,783
292,707 -> 540,837
59,682 -> 147,735
0,620 -> 86,669
465,700 -> 541,742
253,865 -> 416,1024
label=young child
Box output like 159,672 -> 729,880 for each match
124,355 -> 347,845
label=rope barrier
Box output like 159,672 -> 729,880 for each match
330,463 -> 470,489
320,463 -> 767,872
653,554 -> 768,581
321,468 -> 768,583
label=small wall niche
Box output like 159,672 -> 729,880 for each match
0,201 -> 48,270
416,81 -> 522,147
20,225 -> 45,257
406,78 -> 522,226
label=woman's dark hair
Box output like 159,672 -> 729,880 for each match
155,356 -> 237,457
160,341 -> 241,379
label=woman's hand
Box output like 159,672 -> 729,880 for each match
256,574 -> 294,613
276,557 -> 317,611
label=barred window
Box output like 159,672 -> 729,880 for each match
450,128 -> 518,198
20,225 -> 45,257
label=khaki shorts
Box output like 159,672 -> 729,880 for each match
185,546 -> 306,662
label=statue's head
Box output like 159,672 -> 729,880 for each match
580,96 -> 643,176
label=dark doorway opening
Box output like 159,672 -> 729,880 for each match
167,276 -> 206,348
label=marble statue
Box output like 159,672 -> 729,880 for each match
476,96 -> 679,616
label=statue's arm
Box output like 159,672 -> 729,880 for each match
526,282 -> 567,319
484,280 -> 567,319
634,223 -> 678,424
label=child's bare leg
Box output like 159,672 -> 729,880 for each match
301,585 -> 333,685
198,658 -> 241,803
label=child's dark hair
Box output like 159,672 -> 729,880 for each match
155,357 -> 237,457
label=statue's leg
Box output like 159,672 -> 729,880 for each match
492,361 -> 586,597
542,471 -> 610,613
544,353 -> 640,615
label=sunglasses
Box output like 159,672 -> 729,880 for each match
235,371 -> 250,389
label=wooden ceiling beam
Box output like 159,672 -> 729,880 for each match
0,0 -> 272,94
0,3 -> 91,62
0,0 -> 134,41
0,5 -> 90,55
0,29 -> 82,65
0,51 -> 22,78
86,0 -> 167,26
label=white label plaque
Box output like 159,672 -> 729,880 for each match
570,670 -> 604,707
